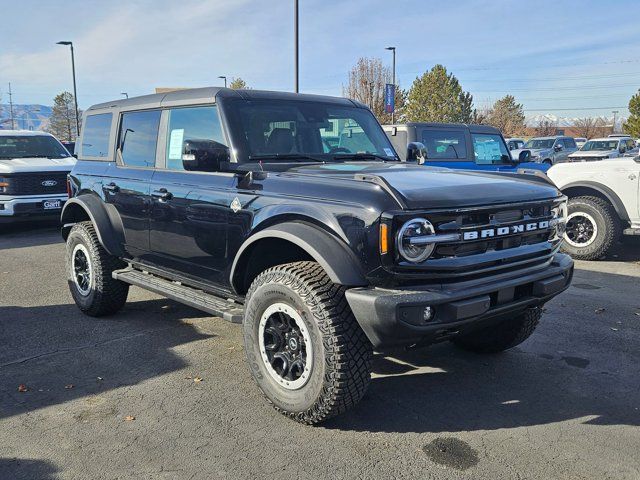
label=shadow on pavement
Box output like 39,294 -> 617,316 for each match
0,220 -> 61,249
610,236 -> 640,262
0,299 -> 213,420
0,458 -> 59,480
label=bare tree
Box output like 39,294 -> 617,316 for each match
485,95 -> 526,136
536,118 -> 558,136
343,57 -> 405,124
573,117 -> 602,139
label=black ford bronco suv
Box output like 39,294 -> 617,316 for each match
61,88 -> 573,424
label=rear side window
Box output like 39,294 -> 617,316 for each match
118,110 -> 161,167
420,129 -> 467,159
82,113 -> 112,158
165,106 -> 226,170
564,138 -> 576,148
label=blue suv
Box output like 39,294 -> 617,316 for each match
383,122 -> 548,173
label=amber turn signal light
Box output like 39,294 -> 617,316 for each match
379,223 -> 388,254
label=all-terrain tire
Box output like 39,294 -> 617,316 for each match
66,221 -> 129,316
561,196 -> 621,260
452,307 -> 543,354
243,261 -> 373,424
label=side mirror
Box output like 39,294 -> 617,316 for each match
72,153 -> 78,159
407,142 -> 428,164
182,139 -> 230,172
518,150 -> 531,163
554,144 -> 563,152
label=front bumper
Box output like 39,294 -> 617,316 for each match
0,194 -> 67,220
346,253 -> 573,349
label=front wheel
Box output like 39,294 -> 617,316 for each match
561,196 -> 621,260
452,307 -> 542,353
243,261 -> 373,424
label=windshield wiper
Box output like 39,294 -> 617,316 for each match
248,153 -> 325,163
332,153 -> 395,162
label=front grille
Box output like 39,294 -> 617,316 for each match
1,172 -> 68,196
393,200 -> 561,284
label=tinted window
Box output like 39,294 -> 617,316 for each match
0,135 -> 70,159
165,106 -> 226,170
472,134 -> 511,164
420,130 -> 467,159
564,138 -> 576,148
118,110 -> 161,167
82,113 -> 112,158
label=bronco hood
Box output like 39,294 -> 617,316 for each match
296,163 -> 560,210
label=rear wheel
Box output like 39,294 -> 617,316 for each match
243,261 -> 372,424
561,196 -> 621,260
66,221 -> 129,316
452,307 -> 542,353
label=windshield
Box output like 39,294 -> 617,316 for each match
471,133 -> 512,164
0,135 -> 71,159
524,139 -> 555,149
227,99 -> 398,162
580,140 -> 619,151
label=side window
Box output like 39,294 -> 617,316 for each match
118,110 -> 161,168
627,139 -> 635,151
471,134 -> 510,164
420,130 -> 467,160
81,113 -> 112,158
564,138 -> 576,148
165,106 -> 226,171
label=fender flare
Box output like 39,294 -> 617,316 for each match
562,181 -> 629,221
230,222 -> 367,292
60,194 -> 126,257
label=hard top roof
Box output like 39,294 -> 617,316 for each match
87,87 -> 362,113
383,122 -> 501,134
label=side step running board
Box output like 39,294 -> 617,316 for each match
113,268 -> 244,323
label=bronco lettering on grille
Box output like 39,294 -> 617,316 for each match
462,220 -> 550,241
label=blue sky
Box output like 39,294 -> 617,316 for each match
1,0 -> 639,119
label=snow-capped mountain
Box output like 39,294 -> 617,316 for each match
525,113 -> 627,130
0,104 -> 52,131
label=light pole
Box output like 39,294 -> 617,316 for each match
294,0 -> 299,93
121,92 -> 129,99
385,46 -> 396,123
56,41 -> 80,137
218,76 -> 227,88
612,110 -> 619,134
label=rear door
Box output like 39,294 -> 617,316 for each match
103,109 -> 161,258
147,105 -> 235,286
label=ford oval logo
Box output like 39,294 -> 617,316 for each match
42,180 -> 58,187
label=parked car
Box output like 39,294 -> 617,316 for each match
547,156 -> 640,259
567,137 -> 638,162
505,138 -> 525,151
61,88 -> 573,424
511,136 -> 578,166
574,137 -> 587,148
0,130 -> 75,222
383,123 -> 548,172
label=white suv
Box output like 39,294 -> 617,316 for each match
0,130 -> 75,222
547,156 -> 640,259
567,137 -> 638,162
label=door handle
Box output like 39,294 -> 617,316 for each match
152,188 -> 173,201
103,182 -> 119,193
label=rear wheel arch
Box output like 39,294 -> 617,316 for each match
230,222 -> 367,295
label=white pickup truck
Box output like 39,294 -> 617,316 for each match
547,156 -> 640,259
0,130 -> 75,222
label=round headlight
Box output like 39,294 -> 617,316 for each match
397,218 -> 436,263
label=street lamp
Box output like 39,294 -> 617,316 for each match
385,46 -> 396,123
218,76 -> 227,88
56,41 -> 80,137
121,92 -> 129,99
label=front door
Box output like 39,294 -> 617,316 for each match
147,105 -> 236,286
103,109 -> 161,259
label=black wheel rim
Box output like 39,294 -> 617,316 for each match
72,245 -> 91,295
565,213 -> 596,247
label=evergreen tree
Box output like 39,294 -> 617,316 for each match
622,89 -> 640,137
46,91 -> 78,141
229,77 -> 249,89
485,95 -> 526,136
405,65 -> 474,123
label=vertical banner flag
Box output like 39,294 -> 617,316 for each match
385,83 -> 395,113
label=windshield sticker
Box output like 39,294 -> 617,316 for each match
383,148 -> 394,157
168,129 -> 185,160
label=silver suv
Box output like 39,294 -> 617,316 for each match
568,137 -> 639,162
512,136 -> 578,166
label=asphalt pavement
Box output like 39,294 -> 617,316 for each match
1,223 -> 639,480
